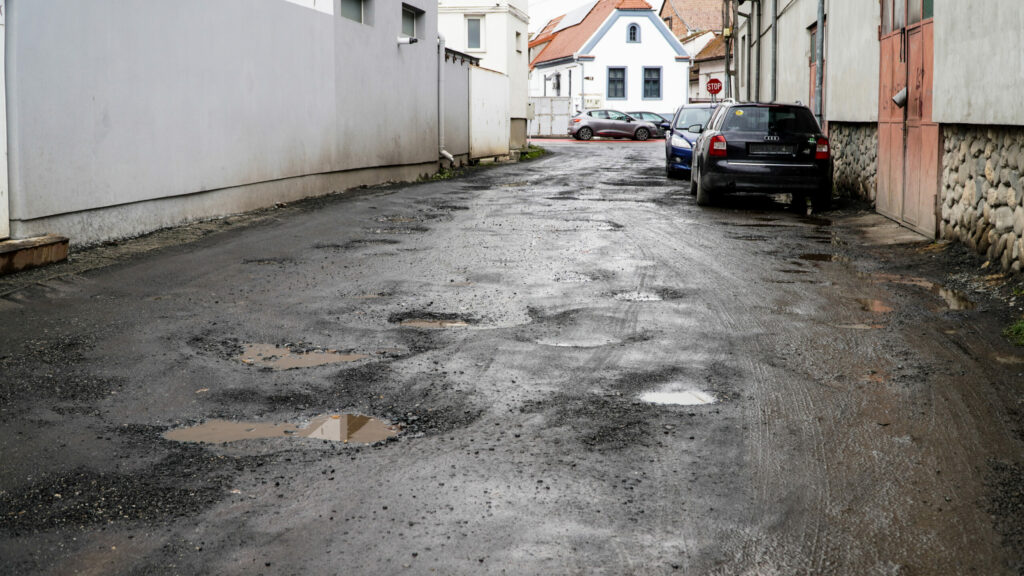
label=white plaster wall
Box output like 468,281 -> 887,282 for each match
6,0 -> 439,223
0,0 -> 8,240
771,0 -> 818,106
824,0 -> 878,122
588,14 -> 689,116
444,58 -> 471,157
692,60 -> 725,102
282,0 -> 334,15
933,0 -> 1024,126
469,67 -> 510,158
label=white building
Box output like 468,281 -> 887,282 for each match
438,0 -> 530,151
528,0 -> 690,117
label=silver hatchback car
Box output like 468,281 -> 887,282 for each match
568,109 -> 658,141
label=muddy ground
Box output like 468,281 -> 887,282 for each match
1,141 -> 1022,575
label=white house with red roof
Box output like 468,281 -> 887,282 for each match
528,0 -> 690,117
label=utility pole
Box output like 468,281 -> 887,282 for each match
814,0 -> 825,125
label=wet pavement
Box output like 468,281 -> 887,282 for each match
1,140 -> 1023,575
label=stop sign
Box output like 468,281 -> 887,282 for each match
706,78 -> 723,95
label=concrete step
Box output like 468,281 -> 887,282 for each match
0,235 -> 70,275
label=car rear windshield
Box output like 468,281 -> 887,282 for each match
720,106 -> 820,134
674,108 -> 714,130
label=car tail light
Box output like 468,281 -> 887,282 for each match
572,118 -> 581,123
815,137 -> 830,160
709,135 -> 728,157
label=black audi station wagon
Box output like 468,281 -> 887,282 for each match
690,102 -> 833,210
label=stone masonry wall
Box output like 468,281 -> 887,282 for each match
829,122 -> 878,202
941,125 -> 1024,273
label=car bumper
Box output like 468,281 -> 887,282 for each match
666,147 -> 694,172
703,159 -> 832,193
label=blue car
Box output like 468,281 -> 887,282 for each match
662,103 -> 718,180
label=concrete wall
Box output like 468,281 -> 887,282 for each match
470,67 -> 511,159
933,0 -> 1024,126
5,0 -> 439,244
824,0 -> 878,122
0,1 -> 8,240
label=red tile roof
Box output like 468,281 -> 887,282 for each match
616,0 -> 652,9
529,0 -> 620,69
694,34 -> 725,62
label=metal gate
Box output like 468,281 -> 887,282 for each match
877,0 -> 938,238
528,97 -> 572,138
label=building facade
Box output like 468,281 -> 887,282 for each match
438,0 -> 530,151
734,0 -> 1024,272
529,0 -> 690,118
1,0 -> 445,246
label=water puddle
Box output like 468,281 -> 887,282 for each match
535,335 -> 621,348
799,253 -> 847,263
400,319 -> 469,329
837,323 -> 885,330
237,344 -> 368,370
870,274 -> 976,310
857,299 -> 894,313
993,355 -> 1024,365
613,291 -> 663,302
164,413 -> 398,444
640,390 -> 716,406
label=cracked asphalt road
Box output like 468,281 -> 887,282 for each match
2,140 -> 1023,575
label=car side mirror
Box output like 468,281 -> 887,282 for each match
625,117 -> 633,123
687,124 -> 703,134
660,122 -> 671,131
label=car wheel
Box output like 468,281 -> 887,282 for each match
634,128 -> 650,141
812,186 -> 832,211
695,168 -> 712,206
790,192 -> 807,213
577,127 -> 593,141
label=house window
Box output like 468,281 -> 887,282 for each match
627,24 -> 640,43
608,67 -> 626,99
341,0 -> 363,23
467,17 -> 483,50
402,4 -> 422,38
643,67 -> 661,99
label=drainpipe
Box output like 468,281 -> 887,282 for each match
771,0 -> 777,101
814,0 -> 825,125
755,0 -> 761,102
437,34 -> 454,164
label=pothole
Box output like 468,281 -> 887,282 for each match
613,291 -> 663,302
554,271 -> 596,283
388,312 -> 474,329
799,253 -> 848,263
857,299 -> 894,313
534,335 -> 622,348
164,414 -> 398,444
237,344 -> 368,370
871,273 -> 976,311
640,390 -> 716,406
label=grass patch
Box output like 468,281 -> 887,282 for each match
1011,286 -> 1024,297
521,144 -> 546,161
1005,318 -> 1024,346
425,165 -> 469,181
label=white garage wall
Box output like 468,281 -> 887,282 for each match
5,0 -> 439,240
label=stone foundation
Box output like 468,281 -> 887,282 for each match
940,125 -> 1024,273
829,122 -> 878,201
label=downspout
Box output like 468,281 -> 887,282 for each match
755,0 -> 761,102
771,0 -> 777,101
437,34 -> 454,163
814,0 -> 825,125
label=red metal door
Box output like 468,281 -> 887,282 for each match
877,1 -> 938,238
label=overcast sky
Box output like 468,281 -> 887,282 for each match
528,0 -> 667,33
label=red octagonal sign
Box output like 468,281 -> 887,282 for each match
706,78 -> 723,95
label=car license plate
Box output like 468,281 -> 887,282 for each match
749,143 -> 794,155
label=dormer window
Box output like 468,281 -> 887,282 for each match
627,23 -> 640,43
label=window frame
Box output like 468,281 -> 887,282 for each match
607,67 -> 627,100
627,23 -> 641,43
642,67 -> 662,100
340,0 -> 364,23
401,6 -> 416,38
466,16 -> 484,51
